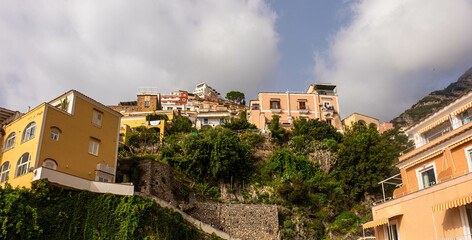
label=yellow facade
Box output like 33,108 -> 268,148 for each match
342,113 -> 379,131
119,111 -> 176,143
0,90 -> 121,189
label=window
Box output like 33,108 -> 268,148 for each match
298,101 -> 306,110
0,162 -> 10,183
16,153 -> 30,177
252,104 -> 260,110
204,118 -> 209,124
145,101 -> 150,107
416,163 -> 437,189
88,141 -> 99,156
42,159 -> 57,170
3,132 -> 16,151
98,177 -> 109,182
50,129 -> 59,141
384,219 -> 400,240
326,119 -> 332,126
22,122 -> 36,142
92,111 -> 102,127
270,100 -> 280,109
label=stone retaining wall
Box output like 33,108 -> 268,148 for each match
189,202 -> 279,240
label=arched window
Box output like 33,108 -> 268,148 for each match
16,153 -> 30,177
22,122 -> 36,142
2,132 -> 16,151
0,162 -> 10,183
42,159 -> 57,170
50,129 -> 59,141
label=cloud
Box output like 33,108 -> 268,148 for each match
314,0 -> 472,122
0,0 -> 279,111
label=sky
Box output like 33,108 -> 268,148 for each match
1,0 -> 472,122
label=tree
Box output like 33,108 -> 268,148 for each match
292,118 -> 342,143
269,115 -> 286,145
222,111 -> 256,130
333,123 -> 410,200
225,91 -> 245,105
125,126 -> 160,151
169,116 -> 195,134
167,128 -> 252,183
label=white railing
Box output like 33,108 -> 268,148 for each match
97,163 -> 115,175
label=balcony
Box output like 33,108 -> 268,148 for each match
297,107 -> 309,114
270,108 -> 282,113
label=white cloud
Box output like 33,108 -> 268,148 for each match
0,0 -> 279,111
314,0 -> 472,122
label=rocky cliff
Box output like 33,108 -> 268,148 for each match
391,67 -> 472,128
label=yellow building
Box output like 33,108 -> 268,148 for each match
342,113 -> 380,131
0,90 -> 133,195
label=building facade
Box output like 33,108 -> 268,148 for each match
193,83 -> 220,102
365,90 -> 472,239
342,113 -> 380,131
0,90 -> 132,195
248,84 -> 342,130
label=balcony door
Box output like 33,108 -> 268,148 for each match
384,220 -> 400,240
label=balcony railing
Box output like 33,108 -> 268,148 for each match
425,126 -> 453,143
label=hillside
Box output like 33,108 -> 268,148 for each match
391,67 -> 472,127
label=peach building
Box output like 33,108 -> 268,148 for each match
365,90 -> 472,239
248,84 -> 342,131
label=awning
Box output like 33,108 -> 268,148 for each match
362,218 -> 388,229
418,115 -> 450,134
433,194 -> 472,212
452,102 -> 472,116
449,136 -> 472,150
404,150 -> 443,169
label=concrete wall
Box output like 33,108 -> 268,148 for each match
189,202 -> 279,240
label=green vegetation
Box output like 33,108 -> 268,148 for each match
225,91 -> 245,105
169,116 -> 196,134
125,126 -> 160,152
0,180 -> 204,240
222,111 -> 256,130
269,115 -> 287,145
162,127 -> 252,183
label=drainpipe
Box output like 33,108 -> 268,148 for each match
287,90 -> 291,123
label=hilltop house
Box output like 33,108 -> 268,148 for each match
0,90 -> 133,195
365,90 -> 472,239
248,84 -> 342,131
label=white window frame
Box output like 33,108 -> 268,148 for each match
88,140 -> 99,156
22,122 -> 36,142
383,219 -> 400,240
15,153 -> 31,177
92,111 -> 102,127
415,162 -> 437,190
464,146 -> 472,173
2,132 -> 16,151
50,129 -> 59,141
0,162 -> 10,183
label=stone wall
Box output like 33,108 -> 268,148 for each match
137,159 -> 176,204
189,202 -> 279,240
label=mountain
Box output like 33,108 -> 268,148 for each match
391,67 -> 472,128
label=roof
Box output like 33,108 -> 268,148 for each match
342,112 -> 379,122
0,107 -> 19,125
49,89 -> 122,117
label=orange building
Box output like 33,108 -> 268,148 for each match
365,90 -> 472,239
248,84 -> 342,130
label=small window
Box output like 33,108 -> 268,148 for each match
98,177 -> 109,182
3,132 -> 16,151
92,111 -> 102,127
326,119 -> 332,126
298,101 -> 306,110
417,164 -> 437,189
22,122 -> 36,142
204,118 -> 209,124
88,141 -> 99,156
16,153 -> 31,177
251,104 -> 260,110
43,159 -> 57,170
50,129 -> 59,141
0,162 -> 10,183
270,101 -> 280,109
145,101 -> 150,107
